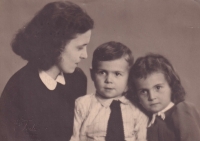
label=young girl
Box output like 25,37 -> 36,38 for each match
129,53 -> 200,141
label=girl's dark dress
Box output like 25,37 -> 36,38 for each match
0,63 -> 87,141
147,101 -> 200,141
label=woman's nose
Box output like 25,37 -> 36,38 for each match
80,48 -> 88,59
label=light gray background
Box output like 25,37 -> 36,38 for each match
1,0 -> 200,110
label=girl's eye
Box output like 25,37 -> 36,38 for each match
139,90 -> 148,96
141,90 -> 147,94
155,86 -> 162,90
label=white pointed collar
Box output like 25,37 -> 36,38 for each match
39,70 -> 66,90
148,102 -> 174,127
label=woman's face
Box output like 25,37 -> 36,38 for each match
57,30 -> 92,73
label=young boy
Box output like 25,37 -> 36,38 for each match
129,53 -> 200,141
70,41 -> 148,141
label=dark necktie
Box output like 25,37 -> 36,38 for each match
106,100 -> 125,141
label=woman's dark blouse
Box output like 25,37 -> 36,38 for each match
147,101 -> 200,141
0,63 -> 87,141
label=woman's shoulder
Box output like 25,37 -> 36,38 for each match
1,63 -> 37,98
4,63 -> 36,86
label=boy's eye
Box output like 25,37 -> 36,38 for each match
115,72 -> 121,76
97,71 -> 106,75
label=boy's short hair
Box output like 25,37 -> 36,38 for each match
129,53 -> 185,104
12,1 -> 94,70
92,41 -> 134,70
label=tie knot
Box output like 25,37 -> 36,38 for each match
110,100 -> 121,109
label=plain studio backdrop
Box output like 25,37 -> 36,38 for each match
1,0 -> 200,110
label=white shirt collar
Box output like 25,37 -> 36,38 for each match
39,70 -> 66,90
148,102 -> 174,127
159,102 -> 174,113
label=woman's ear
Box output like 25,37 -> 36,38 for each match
90,67 -> 95,81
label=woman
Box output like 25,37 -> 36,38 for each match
0,1 -> 94,141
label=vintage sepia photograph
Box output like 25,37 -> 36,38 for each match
0,0 -> 200,140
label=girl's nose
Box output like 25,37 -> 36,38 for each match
148,91 -> 157,101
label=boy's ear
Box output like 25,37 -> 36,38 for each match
90,67 -> 95,81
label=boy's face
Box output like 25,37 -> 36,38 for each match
91,57 -> 129,99
135,72 -> 172,113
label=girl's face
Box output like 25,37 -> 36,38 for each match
134,72 -> 172,113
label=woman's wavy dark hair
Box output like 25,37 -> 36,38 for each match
129,53 -> 186,105
12,1 -> 94,70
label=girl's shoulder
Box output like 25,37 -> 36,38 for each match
173,101 -> 200,115
171,101 -> 200,120
171,102 -> 200,140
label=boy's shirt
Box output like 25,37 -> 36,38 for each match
70,93 -> 148,141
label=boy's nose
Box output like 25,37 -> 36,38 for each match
105,74 -> 113,83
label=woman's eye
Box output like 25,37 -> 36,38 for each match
77,46 -> 84,50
